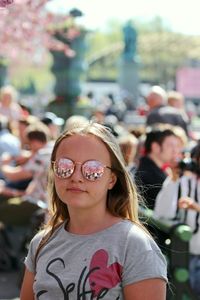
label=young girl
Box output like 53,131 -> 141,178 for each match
20,122 -> 167,300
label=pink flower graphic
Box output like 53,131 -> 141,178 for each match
89,249 -> 122,296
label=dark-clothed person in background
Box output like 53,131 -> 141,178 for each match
154,142 -> 200,298
146,86 -> 189,135
135,125 -> 182,210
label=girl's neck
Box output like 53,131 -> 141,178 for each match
66,212 -> 121,235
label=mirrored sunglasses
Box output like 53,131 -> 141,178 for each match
52,158 -> 112,181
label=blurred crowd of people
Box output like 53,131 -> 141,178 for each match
0,83 -> 200,297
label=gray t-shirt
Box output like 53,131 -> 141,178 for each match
25,220 -> 167,299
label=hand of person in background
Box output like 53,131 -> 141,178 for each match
179,196 -> 200,212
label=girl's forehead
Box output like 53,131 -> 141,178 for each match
56,134 -> 110,156
59,133 -> 101,145
54,134 -> 112,164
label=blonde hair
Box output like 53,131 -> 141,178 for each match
118,133 -> 138,165
64,115 -> 89,131
0,85 -> 18,102
173,125 -> 188,147
35,122 -> 144,263
167,91 -> 184,107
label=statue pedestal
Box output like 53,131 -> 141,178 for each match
118,59 -> 139,109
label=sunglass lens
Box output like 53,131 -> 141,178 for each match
55,158 -> 74,178
82,160 -> 104,181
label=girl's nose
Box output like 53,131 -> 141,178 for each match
70,164 -> 84,182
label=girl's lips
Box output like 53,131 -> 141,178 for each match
67,187 -> 85,192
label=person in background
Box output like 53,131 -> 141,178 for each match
134,124 -> 183,210
118,132 -> 139,180
161,125 -> 188,176
167,90 -> 185,110
0,115 -> 21,159
0,85 -> 23,134
91,106 -> 107,124
0,122 -> 50,197
17,115 -> 39,150
0,115 -> 21,181
40,111 -> 64,143
0,123 -> 52,227
154,142 -> 200,298
146,85 -> 189,135
167,90 -> 190,131
20,122 -> 167,300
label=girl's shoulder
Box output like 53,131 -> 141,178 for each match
121,220 -> 161,253
29,222 -> 64,252
112,220 -> 151,242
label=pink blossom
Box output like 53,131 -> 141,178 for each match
0,0 -> 81,61
0,0 -> 14,8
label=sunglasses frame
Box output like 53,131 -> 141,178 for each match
52,158 -> 112,181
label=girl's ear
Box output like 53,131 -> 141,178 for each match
108,172 -> 117,190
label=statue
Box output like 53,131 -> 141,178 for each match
119,21 -> 139,108
122,21 -> 137,62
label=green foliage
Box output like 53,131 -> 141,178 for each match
9,52 -> 54,93
11,64 -> 54,93
85,17 -> 200,85
85,20 -> 122,61
7,16 -> 200,93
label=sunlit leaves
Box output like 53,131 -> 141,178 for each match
0,0 -> 79,62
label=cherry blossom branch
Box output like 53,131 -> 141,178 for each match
0,0 -> 80,62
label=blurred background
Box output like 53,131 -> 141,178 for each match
1,1 -> 200,299
1,0 -> 200,124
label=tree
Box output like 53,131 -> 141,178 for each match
86,17 -> 200,86
0,0 -> 85,99
0,0 -> 78,61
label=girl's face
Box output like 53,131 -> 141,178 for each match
54,134 -> 117,214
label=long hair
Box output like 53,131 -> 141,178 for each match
35,122 -> 144,264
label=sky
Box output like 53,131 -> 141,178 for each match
47,0 -> 200,36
